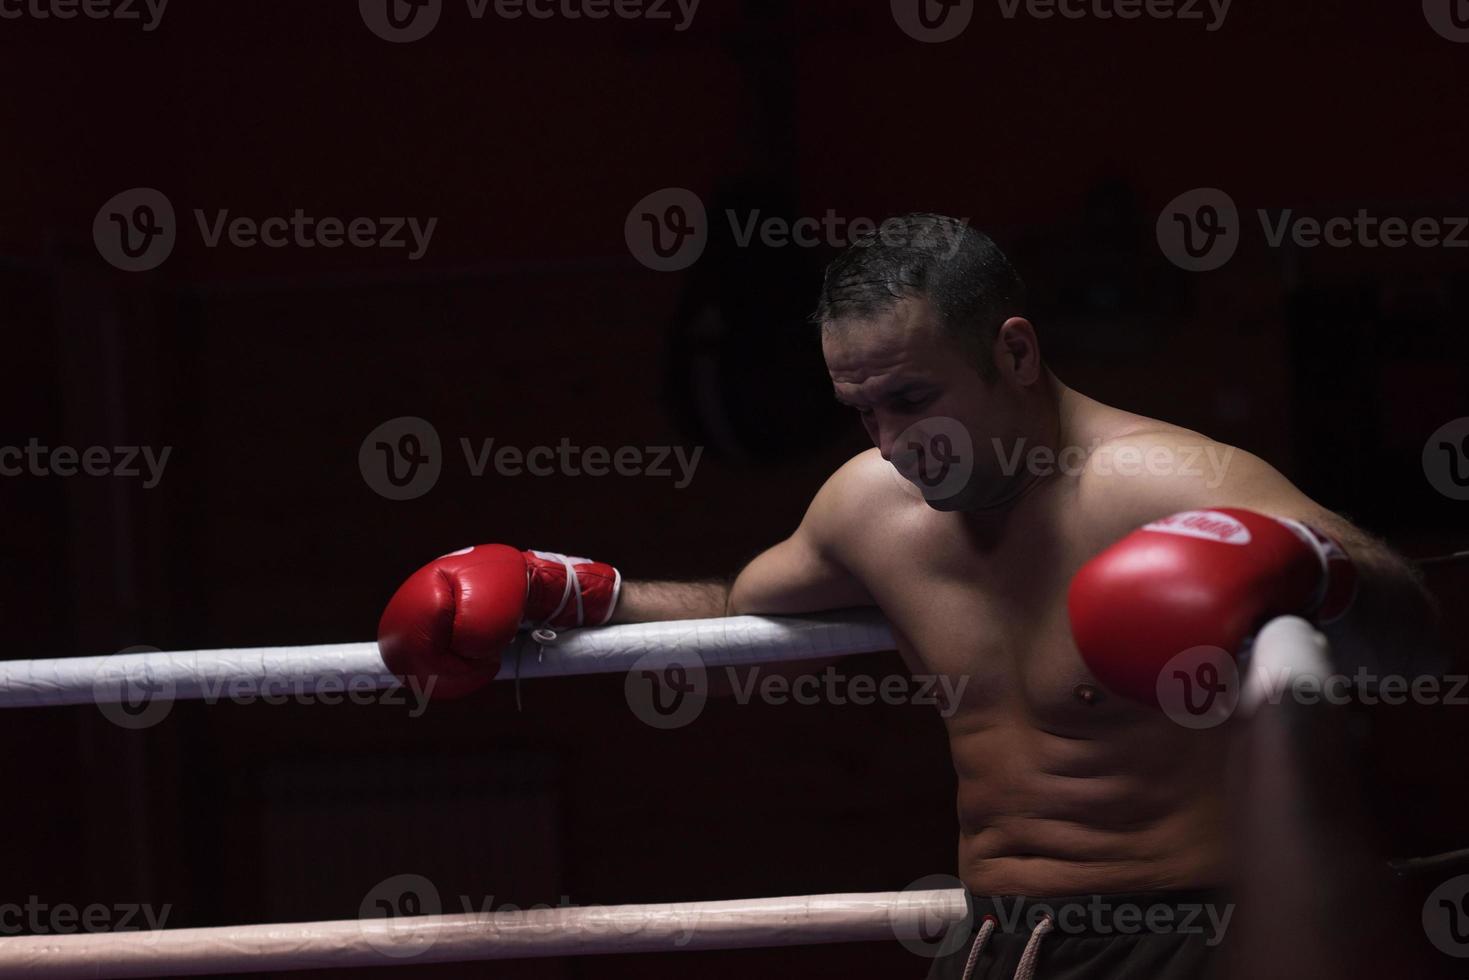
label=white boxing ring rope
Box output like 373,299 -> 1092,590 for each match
0,614 -> 1333,977
0,889 -> 971,978
0,610 -> 896,708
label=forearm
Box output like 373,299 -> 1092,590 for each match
610,579 -> 733,624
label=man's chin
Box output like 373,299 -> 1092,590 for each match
918,481 -> 987,512
922,491 -> 972,512
919,476 -> 1030,513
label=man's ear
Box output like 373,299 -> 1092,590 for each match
994,317 -> 1041,384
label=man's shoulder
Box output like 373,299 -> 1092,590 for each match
805,448 -> 915,539
1084,422 -> 1234,463
1068,419 -> 1343,567
819,447 -> 909,509
1072,420 -> 1267,531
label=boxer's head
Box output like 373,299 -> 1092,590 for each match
815,213 -> 1042,511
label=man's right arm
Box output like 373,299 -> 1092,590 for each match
377,455 -> 878,697
612,456 -> 876,623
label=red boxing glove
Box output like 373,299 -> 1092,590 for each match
378,545 -> 621,700
1067,509 -> 1356,706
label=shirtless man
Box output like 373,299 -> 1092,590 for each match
377,214 -> 1437,979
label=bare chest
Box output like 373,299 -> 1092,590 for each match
849,489 -> 1128,728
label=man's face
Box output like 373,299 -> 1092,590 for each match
823,297 -> 1025,511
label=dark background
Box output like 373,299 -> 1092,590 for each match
0,1 -> 1466,976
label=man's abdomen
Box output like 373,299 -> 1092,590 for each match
948,716 -> 1231,896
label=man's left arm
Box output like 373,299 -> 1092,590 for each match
1082,433 -> 1442,677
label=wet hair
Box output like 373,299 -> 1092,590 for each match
813,213 -> 1027,379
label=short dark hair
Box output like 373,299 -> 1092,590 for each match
813,213 -> 1027,379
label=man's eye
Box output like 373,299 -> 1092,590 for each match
892,396 -> 929,412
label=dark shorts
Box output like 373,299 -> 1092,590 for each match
923,890 -> 1231,980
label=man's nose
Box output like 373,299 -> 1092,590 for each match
880,423 -> 917,469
